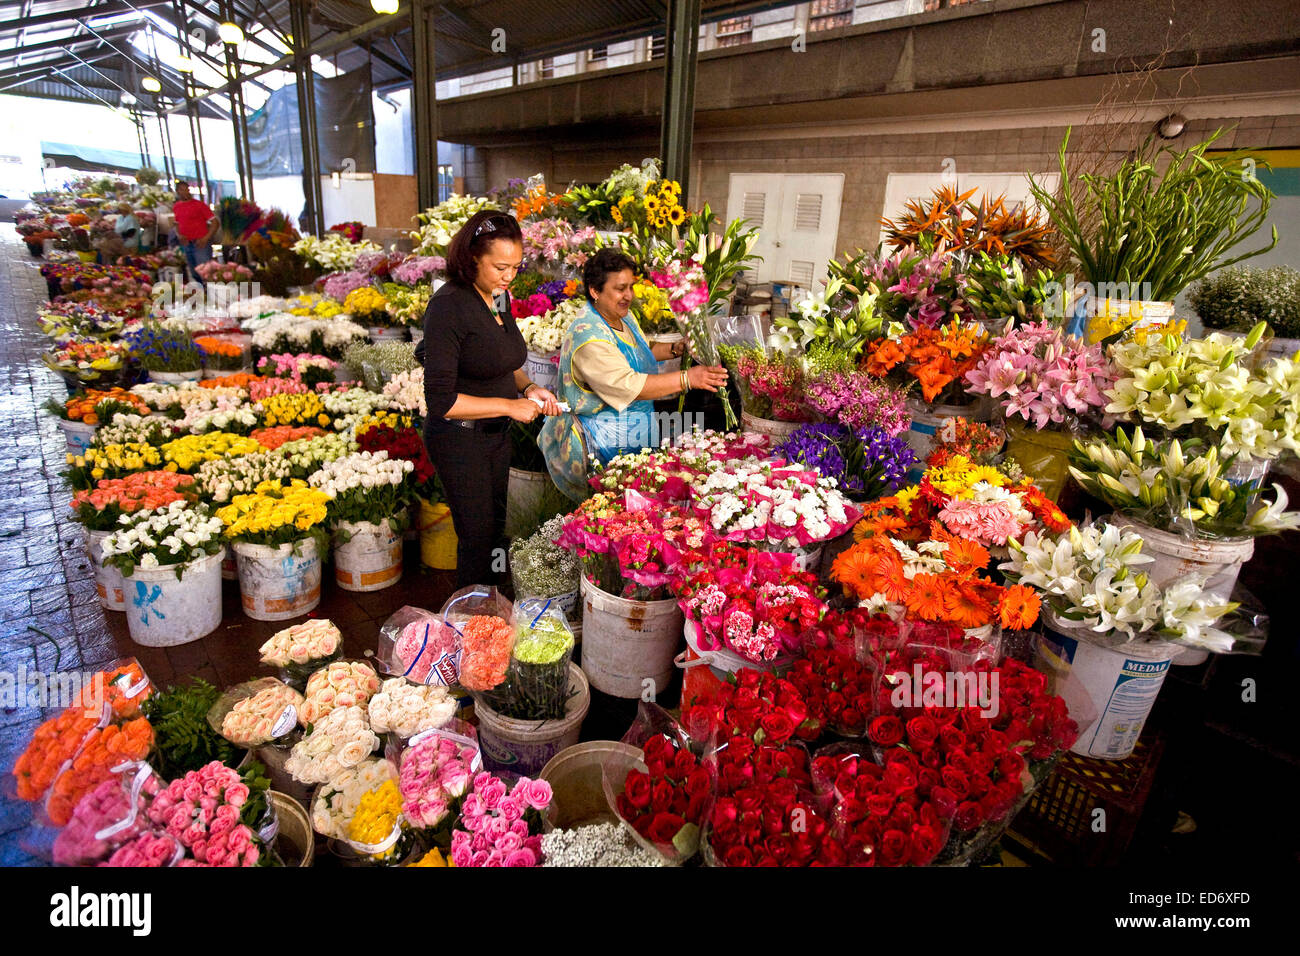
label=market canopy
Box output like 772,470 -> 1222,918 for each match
41,139 -> 207,179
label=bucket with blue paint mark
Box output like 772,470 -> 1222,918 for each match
123,550 -> 223,646
233,539 -> 324,621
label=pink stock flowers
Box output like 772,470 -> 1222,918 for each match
964,321 -> 1115,428
450,772 -> 551,867
805,370 -> 910,434
399,732 -> 477,828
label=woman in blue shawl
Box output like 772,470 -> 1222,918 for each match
540,249 -> 728,500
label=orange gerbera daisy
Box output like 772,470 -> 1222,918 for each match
943,578 -> 996,629
831,547 -> 881,600
999,584 -> 1042,630
944,537 -> 991,577
904,572 -> 947,622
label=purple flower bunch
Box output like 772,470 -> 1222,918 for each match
866,246 -> 967,329
777,424 -> 918,499
805,369 -> 910,435
390,255 -> 445,286
322,269 -> 373,301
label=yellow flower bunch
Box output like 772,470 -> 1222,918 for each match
631,279 -> 674,333
614,180 -> 685,232
215,478 -> 331,544
925,455 -> 1009,500
343,287 -> 389,318
407,847 -> 455,868
354,410 -> 415,439
259,392 -> 329,428
69,443 -> 162,485
348,779 -> 404,861
162,433 -> 262,472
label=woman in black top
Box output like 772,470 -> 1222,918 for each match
421,210 -> 561,587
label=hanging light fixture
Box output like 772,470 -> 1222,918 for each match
142,77 -> 162,93
121,91 -> 136,106
218,21 -> 244,44
370,0 -> 400,13
174,55 -> 194,72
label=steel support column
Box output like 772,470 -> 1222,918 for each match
410,0 -> 438,212
290,0 -> 324,236
659,0 -> 700,196
221,0 -> 255,200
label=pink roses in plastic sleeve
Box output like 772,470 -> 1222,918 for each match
103,832 -> 182,867
450,772 -> 552,867
53,770 -> 161,866
146,761 -> 262,867
399,731 -> 478,828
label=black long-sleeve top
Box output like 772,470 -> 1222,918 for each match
419,281 -> 526,430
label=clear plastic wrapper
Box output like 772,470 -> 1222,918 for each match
603,703 -> 709,865
475,597 -> 575,721
367,677 -> 458,739
310,757 -> 395,840
395,721 -> 481,832
258,619 -> 344,689
298,659 -> 383,726
207,678 -> 303,749
48,761 -> 165,866
441,586 -> 516,692
377,605 -> 463,687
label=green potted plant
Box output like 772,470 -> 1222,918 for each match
1189,265 -> 1300,357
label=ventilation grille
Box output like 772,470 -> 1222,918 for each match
793,192 -> 822,231
789,260 -> 815,286
742,191 -> 766,225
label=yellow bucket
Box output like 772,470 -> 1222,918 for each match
418,498 -> 457,570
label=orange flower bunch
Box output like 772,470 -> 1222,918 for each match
200,372 -> 265,390
194,336 -> 244,359
512,184 -> 566,220
12,709 -> 99,802
831,532 -> 1041,631
45,718 -> 154,825
863,320 -> 989,403
64,388 -> 149,424
458,615 -> 514,691
67,213 -> 90,227
252,424 -> 326,451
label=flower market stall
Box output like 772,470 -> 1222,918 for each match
6,135 -> 1296,871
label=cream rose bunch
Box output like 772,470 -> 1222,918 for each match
367,679 -> 457,738
259,618 -> 343,668
285,705 -> 379,784
219,682 -> 304,747
299,660 -> 383,726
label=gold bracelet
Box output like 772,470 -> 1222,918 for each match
680,368 -> 690,393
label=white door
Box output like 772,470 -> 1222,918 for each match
726,173 -> 844,292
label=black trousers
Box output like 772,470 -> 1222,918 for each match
425,426 -> 511,589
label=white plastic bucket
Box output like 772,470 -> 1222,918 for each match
368,327 -> 406,344
1040,612 -> 1176,761
741,411 -> 802,441
1109,516 -> 1254,604
579,576 -> 683,698
122,550 -> 223,647
506,467 -> 553,539
677,619 -> 772,682
221,545 -> 237,581
524,350 -> 560,393
475,663 -> 590,777
333,519 -> 403,592
86,529 -> 126,612
904,396 -> 991,479
58,419 -> 97,457
232,538 -> 323,621
149,369 -> 203,384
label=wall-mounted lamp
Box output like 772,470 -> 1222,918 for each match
1156,113 -> 1187,139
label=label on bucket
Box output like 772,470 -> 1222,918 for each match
1057,633 -> 1171,759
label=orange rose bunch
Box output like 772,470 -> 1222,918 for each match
45,718 -> 154,825
458,615 -> 514,691
252,424 -> 327,451
63,388 -> 150,424
200,372 -> 265,390
12,709 -> 100,802
863,320 -> 989,403
70,471 -> 198,530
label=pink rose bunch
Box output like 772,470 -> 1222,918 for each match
145,761 -> 261,867
300,660 -> 383,726
649,259 -> 709,316
248,376 -> 309,400
53,772 -> 160,866
102,832 -> 181,867
964,321 -> 1115,428
399,733 -> 478,828
220,682 -> 304,747
450,772 -> 552,867
256,352 -> 336,381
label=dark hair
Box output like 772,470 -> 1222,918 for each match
445,210 -> 524,286
583,247 -> 638,299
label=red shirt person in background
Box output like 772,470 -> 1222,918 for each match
172,182 -> 217,284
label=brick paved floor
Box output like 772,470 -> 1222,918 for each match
0,231 -> 649,865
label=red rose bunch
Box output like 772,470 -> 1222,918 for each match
357,422 -> 437,492
616,733 -> 712,851
682,669 -> 818,745
784,647 -> 876,737
810,746 -> 949,866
